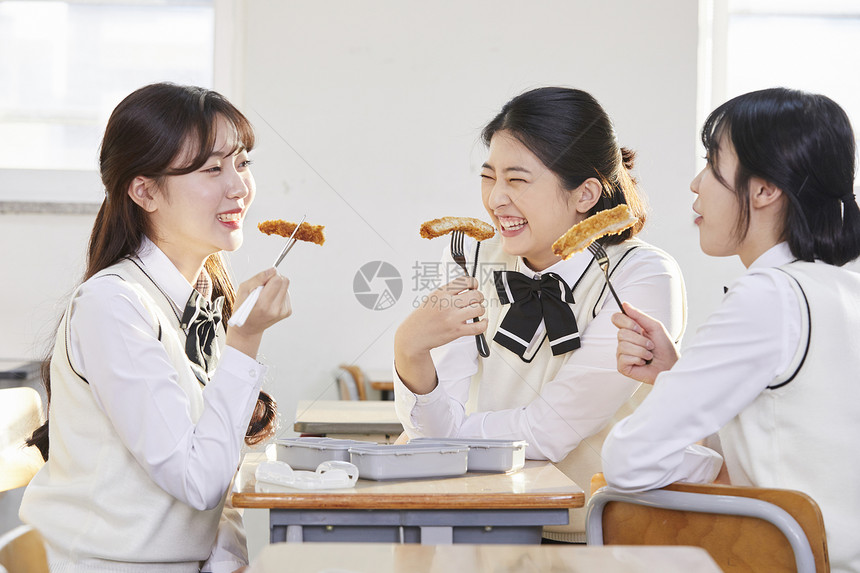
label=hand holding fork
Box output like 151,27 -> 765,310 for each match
450,231 -> 490,357
588,241 -> 652,365
228,215 -> 306,328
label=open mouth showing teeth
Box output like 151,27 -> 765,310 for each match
217,212 -> 242,222
499,218 -> 527,231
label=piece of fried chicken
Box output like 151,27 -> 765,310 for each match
419,217 -> 495,241
258,220 -> 326,245
552,205 -> 637,260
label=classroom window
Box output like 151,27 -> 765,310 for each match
703,0 -> 860,131
0,0 -> 216,205
0,0 -> 243,208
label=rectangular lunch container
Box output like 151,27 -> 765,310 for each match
274,437 -> 374,471
347,443 -> 469,481
409,438 -> 528,473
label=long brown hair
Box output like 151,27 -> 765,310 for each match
27,83 -> 277,459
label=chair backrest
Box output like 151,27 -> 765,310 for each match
336,365 -> 367,401
0,388 -> 45,492
0,526 -> 48,573
587,473 -> 829,573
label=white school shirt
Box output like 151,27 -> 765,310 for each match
69,237 -> 265,572
394,239 -> 685,461
602,242 -> 803,490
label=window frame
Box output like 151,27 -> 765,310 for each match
697,0 -> 860,173
0,0 -> 242,214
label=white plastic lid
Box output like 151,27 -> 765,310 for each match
348,443 -> 469,456
277,437 -> 373,451
410,437 -> 528,450
255,460 -> 359,491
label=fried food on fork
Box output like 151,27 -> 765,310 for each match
552,204 -> 637,260
258,219 -> 326,245
419,217 -> 495,241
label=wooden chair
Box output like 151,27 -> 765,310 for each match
587,473 -> 829,573
0,526 -> 48,573
336,365 -> 367,401
0,388 -> 45,492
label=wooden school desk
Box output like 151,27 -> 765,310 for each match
292,399 -> 403,442
369,380 -> 394,401
233,453 -> 584,545
246,543 -> 724,573
364,368 -> 394,401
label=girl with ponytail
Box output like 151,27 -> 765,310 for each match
605,87 -> 860,572
20,82 -> 291,572
393,87 -> 687,542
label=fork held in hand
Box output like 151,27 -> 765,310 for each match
450,231 -> 490,357
228,214 -> 306,328
588,242 -> 652,364
587,242 -> 626,316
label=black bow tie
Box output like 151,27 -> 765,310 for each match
493,270 -> 581,362
180,290 -> 224,384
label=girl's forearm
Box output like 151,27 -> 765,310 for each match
393,330 -> 438,395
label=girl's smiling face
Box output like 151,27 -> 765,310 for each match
139,115 -> 255,279
481,131 -> 586,271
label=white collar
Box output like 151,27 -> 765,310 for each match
135,236 -> 201,313
516,248 -> 592,287
748,242 -> 794,271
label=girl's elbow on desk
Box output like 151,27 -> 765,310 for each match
601,433 -> 661,492
601,454 -> 669,493
601,462 -> 654,493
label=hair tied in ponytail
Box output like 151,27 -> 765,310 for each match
620,146 -> 637,172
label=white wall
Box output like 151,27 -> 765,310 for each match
1,0 -> 721,415
1,212 -> 93,360
236,0 -> 719,431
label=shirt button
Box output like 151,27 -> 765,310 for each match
249,369 -> 258,378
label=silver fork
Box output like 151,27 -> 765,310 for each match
588,242 -> 627,316
228,214 -> 306,328
588,242 -> 652,364
451,231 -> 490,357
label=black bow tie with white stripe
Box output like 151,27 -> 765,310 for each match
492,270 -> 581,362
180,289 -> 225,384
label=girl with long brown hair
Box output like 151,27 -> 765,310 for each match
20,82 -> 291,571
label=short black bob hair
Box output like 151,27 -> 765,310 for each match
702,87 -> 860,266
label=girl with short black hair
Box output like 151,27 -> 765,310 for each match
605,87 -> 860,572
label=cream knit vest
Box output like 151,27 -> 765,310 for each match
20,258 -> 224,571
720,261 -> 860,572
469,236 -> 667,541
